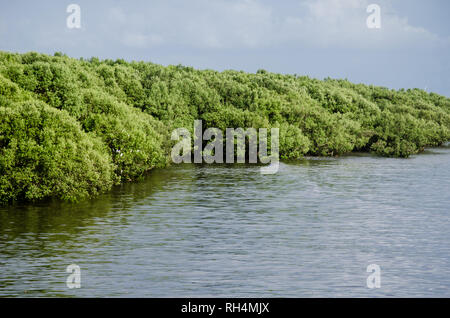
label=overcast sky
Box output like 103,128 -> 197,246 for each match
1,0 -> 449,96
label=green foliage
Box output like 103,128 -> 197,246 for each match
80,89 -> 168,181
278,123 -> 311,159
0,100 -> 115,204
0,50 -> 449,204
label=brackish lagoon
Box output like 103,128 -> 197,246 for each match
1,145 -> 449,297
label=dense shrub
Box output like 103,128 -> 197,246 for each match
80,89 -> 168,181
0,100 -> 115,203
0,50 -> 449,204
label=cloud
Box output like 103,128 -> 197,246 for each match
101,0 -> 448,50
291,0 -> 448,49
105,0 -> 274,49
4,0 -> 445,52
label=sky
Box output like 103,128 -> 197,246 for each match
0,0 -> 449,96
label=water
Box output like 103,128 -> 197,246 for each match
1,146 -> 449,297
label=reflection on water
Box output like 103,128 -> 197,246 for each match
1,146 -> 450,297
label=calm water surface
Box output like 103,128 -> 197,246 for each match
1,146 -> 449,297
